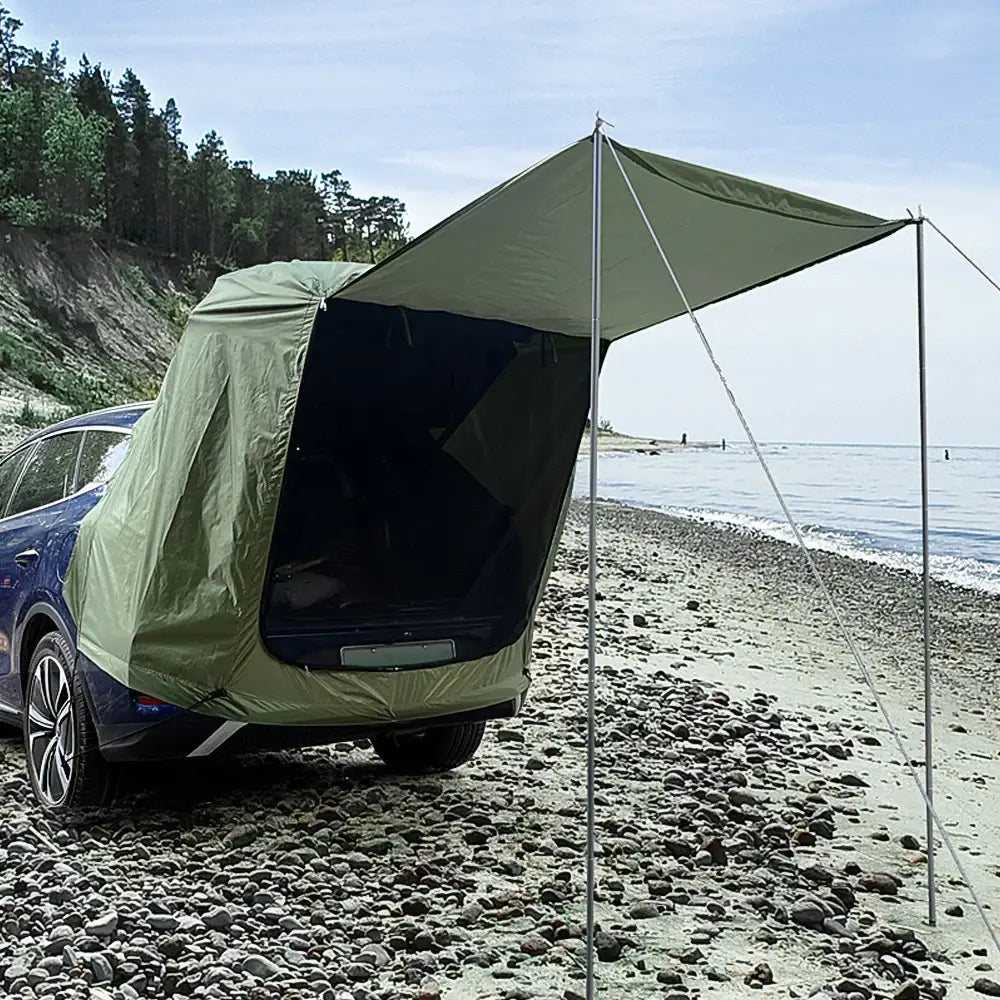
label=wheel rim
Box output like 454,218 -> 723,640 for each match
26,654 -> 75,806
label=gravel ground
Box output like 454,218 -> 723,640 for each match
1,501 -> 998,999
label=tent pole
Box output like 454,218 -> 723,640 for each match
585,115 -> 604,1000
916,215 -> 936,927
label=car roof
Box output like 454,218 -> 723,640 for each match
14,401 -> 153,450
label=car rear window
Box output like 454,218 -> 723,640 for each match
77,430 -> 129,491
7,433 -> 82,517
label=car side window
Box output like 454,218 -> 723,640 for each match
0,446 -> 34,517
77,430 -> 130,492
7,433 -> 83,517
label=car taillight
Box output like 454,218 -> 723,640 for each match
133,694 -> 175,714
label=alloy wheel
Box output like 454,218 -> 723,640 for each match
26,653 -> 76,806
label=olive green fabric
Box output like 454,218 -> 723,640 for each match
339,137 -> 908,338
64,139 -> 908,726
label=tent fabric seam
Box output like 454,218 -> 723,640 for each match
612,139 -> 908,230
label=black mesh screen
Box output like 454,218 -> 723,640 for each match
262,299 -> 595,669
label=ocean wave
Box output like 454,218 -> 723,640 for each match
654,503 -> 1000,596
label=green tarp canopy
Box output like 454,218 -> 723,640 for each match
64,136 -> 909,726
340,137 -> 908,337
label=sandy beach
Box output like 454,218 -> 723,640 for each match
579,430 -> 719,454
1,501 -> 999,999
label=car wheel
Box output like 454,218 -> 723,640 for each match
372,720 -> 486,775
23,631 -> 118,814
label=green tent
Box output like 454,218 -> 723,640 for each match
64,136 -> 907,726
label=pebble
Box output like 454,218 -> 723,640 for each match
242,955 -> 281,979
84,912 -> 119,937
202,906 -> 234,930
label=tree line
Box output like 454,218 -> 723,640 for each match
0,5 -> 409,279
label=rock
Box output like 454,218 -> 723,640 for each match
656,971 -> 682,985
894,983 -> 920,1000
677,947 -> 703,964
633,614 -> 648,627
838,981 -> 872,998
346,963 -> 373,981
242,955 -> 281,980
701,836 -> 728,866
148,914 -> 179,933
89,955 -> 114,984
975,980 -> 1000,997
358,944 -> 391,969
790,900 -> 826,928
744,962 -> 774,986
822,917 -> 854,938
3,958 -> 31,983
202,906 -> 233,930
595,931 -> 622,962
520,935 -> 550,956
159,935 -> 187,959
858,873 -> 900,896
830,881 -> 857,910
945,904 -> 964,917
728,788 -> 763,808
84,912 -> 118,937
899,834 -> 921,850
685,599 -> 700,610
628,901 -> 659,920
837,773 -> 869,787
223,825 -> 257,849
664,837 -> 695,859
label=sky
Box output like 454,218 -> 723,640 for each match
20,0 -> 1000,445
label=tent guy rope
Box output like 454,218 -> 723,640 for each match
591,132 -> 1000,964
925,217 -> 1000,296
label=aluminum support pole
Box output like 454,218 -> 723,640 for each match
916,216 -> 936,926
585,116 -> 604,1000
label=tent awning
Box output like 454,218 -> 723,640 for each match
337,137 -> 910,339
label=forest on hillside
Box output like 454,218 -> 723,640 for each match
0,5 -> 409,282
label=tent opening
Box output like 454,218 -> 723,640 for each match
262,299 -> 598,670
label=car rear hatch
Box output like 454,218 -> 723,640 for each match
261,298 -> 596,670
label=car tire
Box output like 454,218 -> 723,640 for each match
372,720 -> 486,775
22,631 -> 119,814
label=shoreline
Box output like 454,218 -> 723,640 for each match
593,496 -> 1000,600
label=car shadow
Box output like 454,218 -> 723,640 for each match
64,744 -> 463,835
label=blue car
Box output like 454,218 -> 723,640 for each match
0,404 -> 497,813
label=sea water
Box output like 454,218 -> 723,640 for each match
574,443 -> 1000,595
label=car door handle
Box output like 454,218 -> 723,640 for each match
14,549 -> 39,567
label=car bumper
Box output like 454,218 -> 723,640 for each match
95,694 -> 525,762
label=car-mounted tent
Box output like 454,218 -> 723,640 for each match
64,135 -> 909,732
64,126 -> 1000,983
